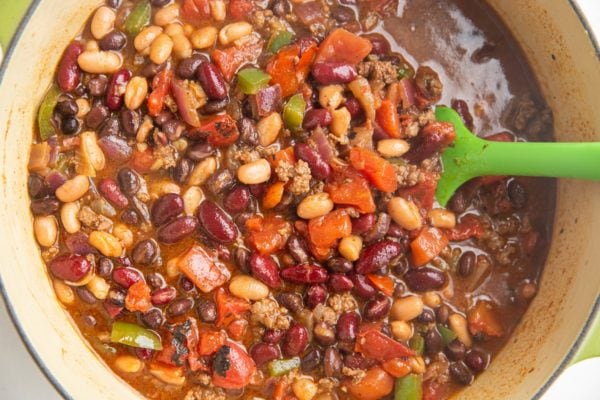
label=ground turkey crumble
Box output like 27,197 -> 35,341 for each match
251,298 -> 291,330
357,59 -> 399,84
78,206 -> 113,231
328,293 -> 358,314
275,159 -> 312,195
184,386 -> 226,400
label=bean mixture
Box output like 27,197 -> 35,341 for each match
28,0 -> 554,399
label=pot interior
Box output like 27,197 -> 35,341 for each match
0,0 -> 598,399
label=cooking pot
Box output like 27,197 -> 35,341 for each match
0,1 -> 598,399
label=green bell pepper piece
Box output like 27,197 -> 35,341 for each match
123,0 -> 151,36
267,357 -> 301,377
394,374 -> 422,400
38,85 -> 61,141
409,334 -> 424,356
283,93 -> 306,132
437,324 -> 457,346
110,321 -> 163,350
268,30 -> 294,53
237,68 -> 271,95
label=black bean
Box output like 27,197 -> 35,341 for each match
458,251 -> 476,277
418,308 -> 436,323
448,190 -> 468,214
331,6 -> 355,23
237,118 -> 259,146
446,339 -> 466,361
177,54 -> 207,79
508,180 -> 527,209
450,361 -> 474,385
140,62 -> 163,78
233,247 -> 250,273
107,288 -> 126,306
167,298 -> 194,317
120,209 -> 140,225
131,196 -> 151,223
120,109 -> 141,136
85,105 -> 109,129
272,0 -> 291,16
327,257 -> 353,273
276,292 -> 304,313
154,110 -> 174,126
172,157 -> 194,184
61,117 -> 80,135
132,239 -> 159,265
31,198 -> 60,215
363,295 -> 390,321
197,299 -> 217,323
99,30 -> 127,51
273,191 -> 293,213
76,287 -> 97,304
162,119 -> 185,140
28,174 -> 47,199
106,0 -> 122,8
206,169 -> 234,195
99,116 -> 120,137
87,75 -> 108,97
150,0 -> 170,5
436,304 -> 450,324
97,257 -> 114,277
201,98 -> 228,114
187,142 -> 215,161
404,267 -> 447,292
287,235 -> 309,264
301,348 -> 322,373
55,99 -> 79,116
425,328 -> 444,356
465,349 -> 488,372
180,277 -> 194,292
117,168 -> 140,196
146,272 -> 166,289
142,308 -> 164,329
324,347 -> 342,378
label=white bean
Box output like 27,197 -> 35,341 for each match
237,159 -> 271,184
61,202 -> 81,234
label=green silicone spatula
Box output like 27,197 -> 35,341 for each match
434,106 -> 600,206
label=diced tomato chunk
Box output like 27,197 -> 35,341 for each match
130,147 -> 154,174
410,227 -> 449,266
355,330 -> 415,361
325,167 -> 376,214
445,214 -> 485,242
198,330 -> 227,356
181,0 -> 211,24
398,171 -> 438,211
176,245 -> 230,293
228,0 -> 254,20
266,43 -> 317,98
467,301 -> 504,338
245,215 -> 292,255
349,147 -> 398,193
366,274 -> 395,296
381,358 -> 411,378
308,210 -> 352,251
376,99 -> 401,138
212,40 -> 264,81
314,28 -> 372,65
212,341 -> 256,389
191,114 -> 240,147
215,288 -> 251,328
125,281 -> 151,313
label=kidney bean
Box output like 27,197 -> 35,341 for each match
327,257 -> 353,273
133,348 -> 153,362
197,201 -> 238,244
186,142 -> 215,161
450,99 -> 474,131
302,108 -> 332,130
112,267 -> 142,289
237,117 -> 259,146
201,98 -> 228,114
57,41 -> 84,92
106,69 -> 132,111
458,251 -> 476,277
281,264 -> 328,285
98,135 -> 132,163
295,142 -> 331,180
324,347 -> 342,377
450,361 -> 474,385
45,171 -> 67,194
337,311 -> 359,342
355,240 -> 403,275
150,286 -> 176,306
329,274 -> 354,293
446,339 -> 466,361
98,178 -> 128,209
197,299 -> 217,323
352,213 -> 376,235
287,235 -> 309,264
142,308 -> 165,329
251,343 -> 281,367
276,292 -> 304,314
31,198 -> 60,216
206,169 -> 234,196
404,267 -> 447,291
312,62 -> 357,85
217,187 -> 248,217
177,54 -> 207,79
116,169 -> 139,197
132,239 -> 159,266
179,276 -> 194,292
250,252 -> 282,288
157,216 -> 199,244
163,119 -> 186,141
120,109 -> 140,136
365,33 -> 391,55
344,96 -> 363,119
64,232 -> 96,255
85,105 -> 109,129
363,213 -> 392,243
151,193 -> 184,227
301,347 -> 322,372
49,254 -> 91,282
305,284 -> 327,309
263,329 -> 284,344
363,294 -> 391,321
98,117 -> 119,138
349,273 -> 377,299
425,328 -> 444,356
331,5 -> 355,22
465,349 -> 488,372
282,323 -> 309,357
167,298 -> 194,317
197,62 -> 227,100
88,75 -> 108,97
99,30 -> 127,51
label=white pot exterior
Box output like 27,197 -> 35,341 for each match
0,1 -> 597,399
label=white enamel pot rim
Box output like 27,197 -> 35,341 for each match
0,1 -> 598,400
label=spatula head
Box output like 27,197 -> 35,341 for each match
434,106 -> 484,206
